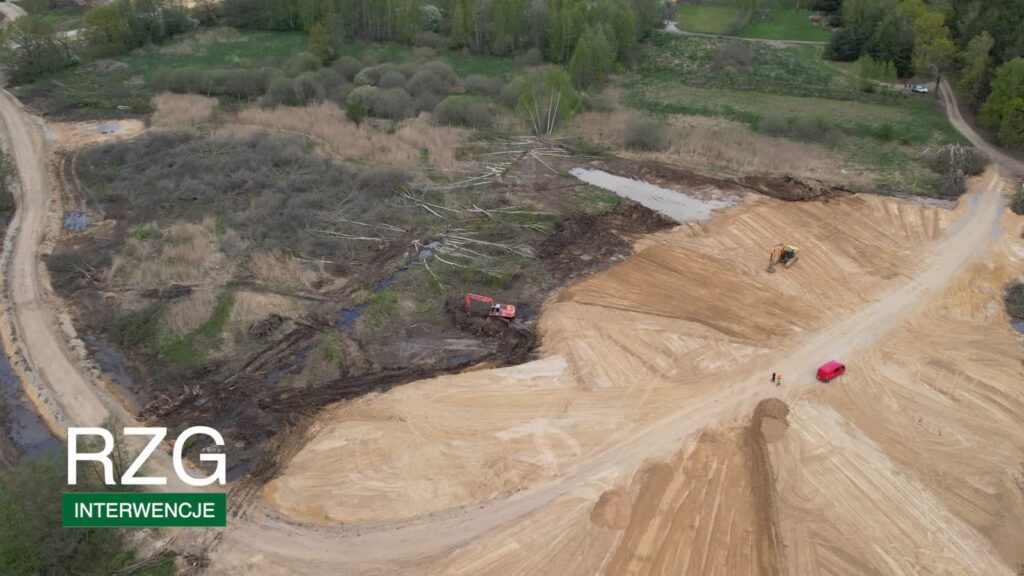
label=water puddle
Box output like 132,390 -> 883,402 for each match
0,349 -> 60,460
335,243 -> 437,329
62,211 -> 92,231
570,168 -> 734,223
1012,320 -> 1024,333
86,336 -> 148,409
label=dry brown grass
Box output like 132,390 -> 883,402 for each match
151,93 -> 218,128
109,221 -> 231,289
248,249 -> 342,292
569,111 -> 861,184
235,103 -> 469,171
164,288 -> 216,336
228,290 -> 303,332
157,26 -> 243,55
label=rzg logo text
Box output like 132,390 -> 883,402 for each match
68,426 -> 226,486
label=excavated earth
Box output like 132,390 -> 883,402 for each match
211,171 -> 1024,575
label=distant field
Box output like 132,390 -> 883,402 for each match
34,6 -> 88,31
674,5 -> 740,35
625,33 -> 960,195
741,10 -> 831,42
674,4 -> 831,42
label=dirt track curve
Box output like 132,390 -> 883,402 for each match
0,89 -> 195,491
0,53 -> 1020,572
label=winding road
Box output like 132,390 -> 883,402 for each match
0,35 -> 1019,572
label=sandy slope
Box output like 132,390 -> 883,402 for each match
211,169 -> 1018,574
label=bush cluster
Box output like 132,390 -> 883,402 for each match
433,95 -> 492,129
623,114 -> 671,151
756,114 -> 842,146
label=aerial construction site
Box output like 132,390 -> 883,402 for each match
0,1 -> 1023,575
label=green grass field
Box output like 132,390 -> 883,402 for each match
674,5 -> 741,35
741,10 -> 832,42
34,6 -> 88,31
626,33 -> 960,195
674,4 -> 831,42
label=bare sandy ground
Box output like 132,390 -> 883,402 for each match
210,168 -> 1021,574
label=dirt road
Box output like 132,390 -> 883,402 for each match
940,79 -> 1024,176
0,1 -> 27,23
0,89 -> 109,429
0,90 -> 198,491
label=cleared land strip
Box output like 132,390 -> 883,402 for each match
214,173 -> 1005,571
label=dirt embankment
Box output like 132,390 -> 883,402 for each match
596,400 -> 790,576
595,157 -> 850,202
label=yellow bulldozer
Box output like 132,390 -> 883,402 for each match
767,244 -> 799,273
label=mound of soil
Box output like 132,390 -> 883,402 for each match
739,175 -> 850,202
541,201 -> 674,282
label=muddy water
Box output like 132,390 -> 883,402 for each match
0,349 -> 60,459
570,168 -> 734,223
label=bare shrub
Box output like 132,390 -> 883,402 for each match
1012,184 -> 1024,215
375,88 -> 414,119
263,77 -> 302,106
756,113 -> 842,146
464,74 -> 503,96
355,166 -> 411,194
151,93 -> 217,128
378,70 -> 408,89
709,41 -> 754,73
581,93 -> 615,112
623,114 -> 670,151
347,85 -> 413,119
499,76 -> 525,108
1006,281 -> 1024,320
516,48 -> 544,67
333,56 -> 361,80
406,61 -> 457,97
414,91 -> 443,113
433,95 -> 492,129
920,144 -> 987,176
235,102 -> 468,171
286,52 -> 321,76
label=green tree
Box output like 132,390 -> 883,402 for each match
516,66 -> 578,136
0,457 -> 128,575
569,25 -> 614,88
307,21 -> 334,62
866,13 -> 914,76
998,97 -> 1024,148
83,4 -> 133,56
981,58 -> 1024,130
910,8 -> 957,84
959,32 -> 995,109
0,16 -> 75,83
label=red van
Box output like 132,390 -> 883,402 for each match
816,360 -> 845,382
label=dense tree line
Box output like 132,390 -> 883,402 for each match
823,0 -> 1024,148
221,0 -> 664,85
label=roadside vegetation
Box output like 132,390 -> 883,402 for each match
0,454 -> 175,576
608,32 -> 964,194
818,0 -> 1024,150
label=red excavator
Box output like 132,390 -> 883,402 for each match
465,293 -> 516,319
